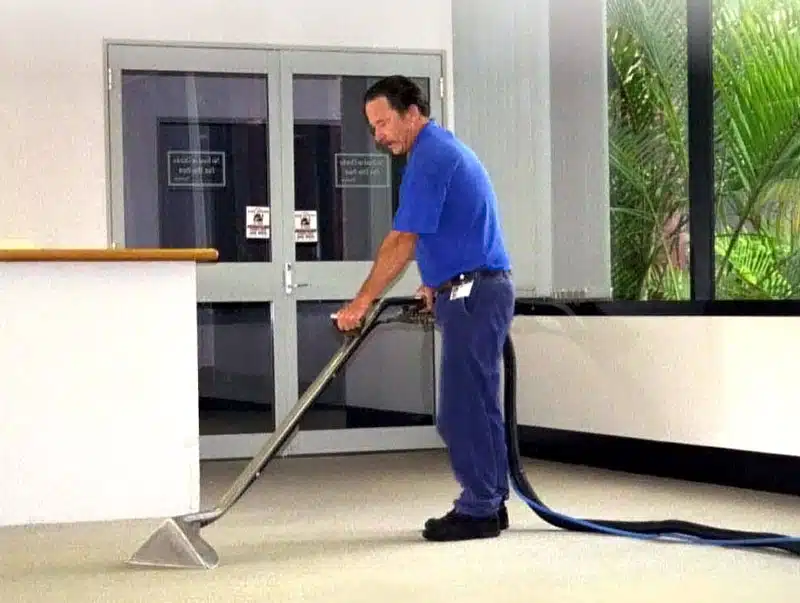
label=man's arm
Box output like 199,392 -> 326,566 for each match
353,230 -> 417,304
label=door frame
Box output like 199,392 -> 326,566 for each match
276,49 -> 446,456
105,43 -> 292,460
104,40 -> 447,459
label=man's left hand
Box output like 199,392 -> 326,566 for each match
334,296 -> 372,333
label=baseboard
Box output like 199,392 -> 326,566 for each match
518,425 -> 800,496
199,397 -> 433,428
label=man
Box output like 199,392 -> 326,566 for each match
334,75 -> 515,542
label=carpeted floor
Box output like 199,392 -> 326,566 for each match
1,450 -> 798,602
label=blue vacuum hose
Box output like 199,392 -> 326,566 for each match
501,332 -> 800,556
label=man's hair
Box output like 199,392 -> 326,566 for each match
363,75 -> 430,117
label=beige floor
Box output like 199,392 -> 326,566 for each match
1,450 -> 799,602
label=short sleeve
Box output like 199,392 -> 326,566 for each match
393,152 -> 461,235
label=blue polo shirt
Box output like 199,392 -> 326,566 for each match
393,120 -> 511,288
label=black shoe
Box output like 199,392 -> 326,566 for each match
422,509 -> 501,541
424,502 -> 509,531
498,502 -> 509,530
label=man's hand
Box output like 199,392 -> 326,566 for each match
334,295 -> 372,333
415,285 -> 435,312
333,230 -> 416,333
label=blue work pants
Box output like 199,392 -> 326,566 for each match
433,272 -> 515,517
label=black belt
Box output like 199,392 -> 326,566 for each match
436,268 -> 510,293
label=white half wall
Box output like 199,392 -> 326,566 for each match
0,0 -> 454,248
513,315 -> 800,457
0,261 -> 200,526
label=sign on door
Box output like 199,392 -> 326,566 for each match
245,207 -> 318,243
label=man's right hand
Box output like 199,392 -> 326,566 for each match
415,285 -> 435,312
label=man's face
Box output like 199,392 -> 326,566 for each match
364,96 -> 417,155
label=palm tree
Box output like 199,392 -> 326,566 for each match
607,0 -> 800,300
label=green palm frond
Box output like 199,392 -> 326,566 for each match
607,0 -> 689,300
608,0 -> 688,169
607,0 -> 800,300
713,1 -> 800,288
715,231 -> 793,298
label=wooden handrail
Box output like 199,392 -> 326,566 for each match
0,248 -> 219,262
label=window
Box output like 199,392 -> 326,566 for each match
712,0 -> 800,300
607,0 -> 690,300
607,0 -> 800,301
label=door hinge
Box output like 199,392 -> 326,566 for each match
439,76 -> 444,99
107,68 -> 113,91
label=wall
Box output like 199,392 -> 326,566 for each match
0,0 -> 454,248
451,0 -> 553,297
511,315 -> 799,457
548,0 -> 611,296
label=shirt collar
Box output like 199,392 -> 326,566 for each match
408,119 -> 436,158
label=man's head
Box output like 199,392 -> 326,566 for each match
363,75 -> 430,155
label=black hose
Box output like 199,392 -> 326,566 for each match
501,332 -> 800,556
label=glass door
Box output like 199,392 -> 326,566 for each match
106,44 -> 291,459
275,50 -> 446,455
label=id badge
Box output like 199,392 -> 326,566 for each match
449,280 -> 474,300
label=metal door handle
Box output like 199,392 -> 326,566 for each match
284,263 -> 309,295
